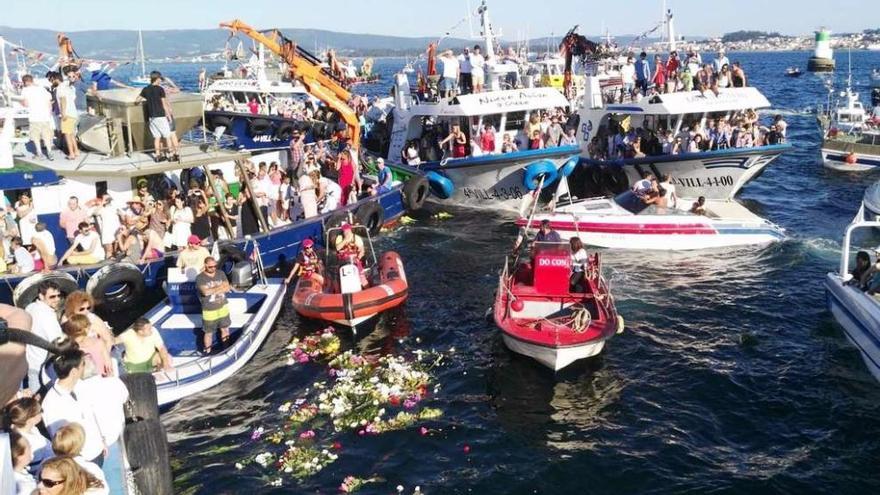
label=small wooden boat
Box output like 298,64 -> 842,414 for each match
785,67 -> 803,77
131,243 -> 285,407
291,224 -> 408,327
494,242 -> 623,370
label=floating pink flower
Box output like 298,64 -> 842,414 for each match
332,441 -> 343,450
463,444 -> 471,454
299,430 -> 316,439
403,398 -> 417,409
297,353 -> 310,364
251,427 -> 264,440
419,426 -> 428,436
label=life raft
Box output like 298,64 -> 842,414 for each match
291,251 -> 408,326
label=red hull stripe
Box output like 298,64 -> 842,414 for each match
516,218 -> 718,235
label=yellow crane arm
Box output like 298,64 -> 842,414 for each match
220,19 -> 360,148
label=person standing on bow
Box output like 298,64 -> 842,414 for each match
634,52 -> 651,96
135,71 -> 180,162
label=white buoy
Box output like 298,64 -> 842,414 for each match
808,27 -> 836,72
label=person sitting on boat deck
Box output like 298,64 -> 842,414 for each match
535,219 -> 562,243
177,235 -> 210,275
50,422 -> 110,494
439,124 -> 468,158
569,237 -> 588,292
631,173 -> 656,198
375,158 -> 394,194
847,251 -> 873,291
690,196 -> 707,215
135,70 -> 180,162
501,132 -> 519,153
8,237 -> 35,274
285,238 -> 324,288
402,140 -> 421,166
731,61 -> 746,87
773,115 -> 787,143
195,256 -> 232,353
31,222 -> 57,271
696,64 -> 719,97
334,223 -> 368,287
57,222 -> 105,266
115,317 -> 173,373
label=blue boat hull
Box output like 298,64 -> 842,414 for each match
203,111 -> 337,151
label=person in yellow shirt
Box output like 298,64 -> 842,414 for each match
176,235 -> 210,274
115,317 -> 173,373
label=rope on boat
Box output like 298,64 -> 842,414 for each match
528,304 -> 592,333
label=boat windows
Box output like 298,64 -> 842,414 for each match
613,191 -> 650,214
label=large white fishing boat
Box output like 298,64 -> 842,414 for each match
825,204 -> 880,382
363,0 -> 580,211
818,71 -> 880,171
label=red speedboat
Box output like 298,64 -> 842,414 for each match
493,242 -> 623,370
291,225 -> 407,327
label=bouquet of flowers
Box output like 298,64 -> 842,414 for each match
286,326 -> 342,364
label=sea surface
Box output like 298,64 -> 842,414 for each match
114,51 -> 880,494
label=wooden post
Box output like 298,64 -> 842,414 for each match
235,159 -> 270,232
202,163 -> 235,239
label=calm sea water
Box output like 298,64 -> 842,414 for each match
125,52 -> 880,494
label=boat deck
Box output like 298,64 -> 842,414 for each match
702,199 -> 768,221
14,141 -> 247,177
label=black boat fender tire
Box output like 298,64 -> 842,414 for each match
86,263 -> 145,310
13,271 -> 78,308
120,372 -> 160,422
275,122 -> 296,141
402,176 -> 429,212
124,418 -> 173,495
208,115 -> 232,131
324,210 -> 352,230
247,118 -> 272,136
355,201 -> 385,237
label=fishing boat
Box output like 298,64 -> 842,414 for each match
517,178 -> 785,250
129,30 -> 150,87
785,67 -> 803,77
494,241 -> 622,370
825,204 -> 880,382
137,241 -> 286,406
362,0 -> 580,211
574,10 -> 791,201
291,224 -> 408,328
864,179 -> 880,221
818,71 -> 880,171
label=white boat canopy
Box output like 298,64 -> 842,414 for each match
605,87 -> 772,115
205,78 -> 310,95
408,87 -> 571,118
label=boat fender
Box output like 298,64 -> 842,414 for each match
846,153 -> 858,165
325,210 -> 353,231
425,171 -> 454,199
13,271 -> 79,308
247,118 -> 272,136
522,160 -> 559,190
559,155 -> 579,178
217,243 -> 249,272
616,315 -> 625,334
402,176 -> 430,211
123,418 -> 173,495
120,373 -> 160,422
355,201 -> 385,237
86,263 -> 145,310
274,122 -> 296,141
510,299 -> 524,312
208,115 -> 232,132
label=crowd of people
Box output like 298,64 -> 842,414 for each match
618,47 -> 748,100
587,111 -> 788,161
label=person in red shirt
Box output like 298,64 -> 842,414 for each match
652,55 -> 667,94
665,51 -> 680,92
479,124 -> 496,154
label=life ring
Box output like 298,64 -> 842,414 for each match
120,373 -> 159,422
208,115 -> 232,131
13,271 -> 79,308
355,201 -> 385,237
402,176 -> 429,211
845,153 -> 858,165
247,118 -> 272,136
86,263 -> 145,310
216,242 -> 249,272
522,160 -> 559,190
274,122 -> 296,141
559,155 -> 579,177
425,171 -> 454,199
123,418 -> 173,495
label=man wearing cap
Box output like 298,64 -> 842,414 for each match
375,158 -> 393,194
334,223 -> 368,287
284,238 -> 324,287
439,50 -> 459,98
176,235 -> 210,274
195,256 -> 231,353
534,219 -> 561,243
135,71 -> 179,162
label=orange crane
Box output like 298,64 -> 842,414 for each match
219,20 -> 360,149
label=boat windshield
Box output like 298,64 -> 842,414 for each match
613,190 -> 650,214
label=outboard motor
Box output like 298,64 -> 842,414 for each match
229,261 -> 254,291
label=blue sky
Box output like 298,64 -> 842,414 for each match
2,0 -> 876,37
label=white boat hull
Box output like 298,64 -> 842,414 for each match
502,333 -> 607,371
553,228 -> 781,250
825,274 -> 880,382
822,148 -> 880,172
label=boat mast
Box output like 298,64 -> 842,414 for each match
0,37 -> 10,94
138,30 -> 146,78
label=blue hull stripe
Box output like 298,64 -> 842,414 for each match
421,146 -> 579,171
581,144 -> 791,168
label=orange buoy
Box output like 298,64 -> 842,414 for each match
845,153 -> 857,165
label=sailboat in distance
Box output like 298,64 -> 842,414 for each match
130,30 -> 150,87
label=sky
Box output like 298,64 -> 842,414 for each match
1,0 -> 877,38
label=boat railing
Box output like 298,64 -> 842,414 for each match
838,205 -> 880,278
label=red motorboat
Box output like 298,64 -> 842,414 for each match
493,242 -> 623,370
291,224 -> 407,327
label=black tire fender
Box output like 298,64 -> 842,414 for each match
247,118 -> 272,136
208,115 -> 232,131
355,201 -> 385,237
120,372 -> 160,422
123,418 -> 173,495
13,271 -> 79,308
324,210 -> 352,230
402,176 -> 429,212
86,263 -> 145,310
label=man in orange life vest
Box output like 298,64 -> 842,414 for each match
334,224 -> 368,287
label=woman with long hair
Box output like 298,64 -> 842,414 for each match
37,455 -> 105,495
569,237 -> 588,292
62,291 -> 113,353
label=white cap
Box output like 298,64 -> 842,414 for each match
376,158 -> 384,165
86,62 -> 102,72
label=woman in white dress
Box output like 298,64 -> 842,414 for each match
169,196 -> 194,250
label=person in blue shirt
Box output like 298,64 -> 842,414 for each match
87,62 -> 129,93
535,219 -> 561,243
375,158 -> 393,194
634,52 -> 651,95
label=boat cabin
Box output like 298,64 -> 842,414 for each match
531,241 -> 572,295
369,77 -> 572,165
204,78 -> 316,116
831,88 -> 868,133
